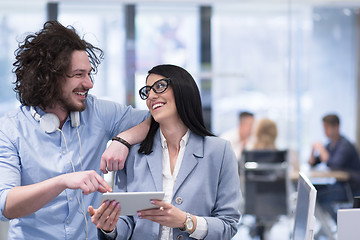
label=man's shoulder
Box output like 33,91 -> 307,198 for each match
338,136 -> 359,154
0,107 -> 27,143
85,94 -> 125,114
86,94 -> 115,107
339,136 -> 355,147
0,107 -> 24,128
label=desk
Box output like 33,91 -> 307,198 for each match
290,168 -> 350,182
309,170 -> 349,181
291,166 -> 351,240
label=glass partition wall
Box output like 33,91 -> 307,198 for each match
0,0 -> 359,174
1,1 -> 360,239
0,0 -> 46,116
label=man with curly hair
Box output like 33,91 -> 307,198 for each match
0,21 -> 149,239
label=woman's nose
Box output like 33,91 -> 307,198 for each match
147,88 -> 158,99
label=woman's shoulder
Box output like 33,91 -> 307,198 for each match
203,134 -> 229,144
201,135 -> 232,152
199,135 -> 237,162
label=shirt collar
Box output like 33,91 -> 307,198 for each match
160,129 -> 190,149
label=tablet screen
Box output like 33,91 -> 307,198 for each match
101,192 -> 165,216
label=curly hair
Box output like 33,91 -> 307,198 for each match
12,20 -> 104,109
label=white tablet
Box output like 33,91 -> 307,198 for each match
101,192 -> 165,216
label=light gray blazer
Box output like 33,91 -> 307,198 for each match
99,130 -> 241,240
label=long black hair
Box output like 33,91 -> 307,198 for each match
139,64 -> 214,154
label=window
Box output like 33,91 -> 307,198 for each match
0,0 -> 46,116
58,2 -> 126,103
134,3 -> 200,109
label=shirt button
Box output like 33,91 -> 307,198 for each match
177,234 -> 184,240
69,197 -> 73,201
62,150 -> 66,155
66,219 -> 70,224
175,197 -> 183,205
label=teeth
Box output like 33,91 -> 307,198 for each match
153,103 -> 164,109
75,92 -> 86,96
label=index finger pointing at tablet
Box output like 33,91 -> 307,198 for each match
95,174 -> 113,193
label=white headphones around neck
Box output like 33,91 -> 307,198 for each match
30,106 -> 80,133
30,106 -> 86,238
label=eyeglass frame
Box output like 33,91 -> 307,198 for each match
138,78 -> 171,100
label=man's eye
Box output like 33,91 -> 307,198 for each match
73,73 -> 83,78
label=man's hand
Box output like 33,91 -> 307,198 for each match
311,142 -> 330,163
312,142 -> 324,151
100,141 -> 129,174
61,170 -> 112,194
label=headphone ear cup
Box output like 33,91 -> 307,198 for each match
40,113 -> 60,133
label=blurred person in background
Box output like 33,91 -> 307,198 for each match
220,111 -> 255,160
309,114 -> 360,220
252,118 -> 278,150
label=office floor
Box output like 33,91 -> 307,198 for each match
0,217 -> 336,240
232,215 -> 292,240
232,214 -> 337,240
1,217 -> 292,240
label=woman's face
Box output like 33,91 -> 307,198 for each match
145,73 -> 178,124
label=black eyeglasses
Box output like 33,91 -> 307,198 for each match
139,78 -> 171,100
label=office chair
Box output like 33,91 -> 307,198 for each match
240,150 -> 289,240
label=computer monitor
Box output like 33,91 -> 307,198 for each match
292,172 -> 317,240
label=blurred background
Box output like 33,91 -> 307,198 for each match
0,0 -> 359,239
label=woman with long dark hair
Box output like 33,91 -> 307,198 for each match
89,64 -> 241,240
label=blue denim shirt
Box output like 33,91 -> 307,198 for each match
0,95 -> 148,240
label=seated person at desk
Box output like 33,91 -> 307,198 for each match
308,114 -> 360,220
88,64 -> 242,240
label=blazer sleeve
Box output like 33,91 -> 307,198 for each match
203,140 -> 242,239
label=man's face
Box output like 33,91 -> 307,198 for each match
60,50 -> 93,112
323,122 -> 339,139
239,116 -> 254,141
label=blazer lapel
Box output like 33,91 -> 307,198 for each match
145,130 -> 163,191
173,133 -> 204,197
